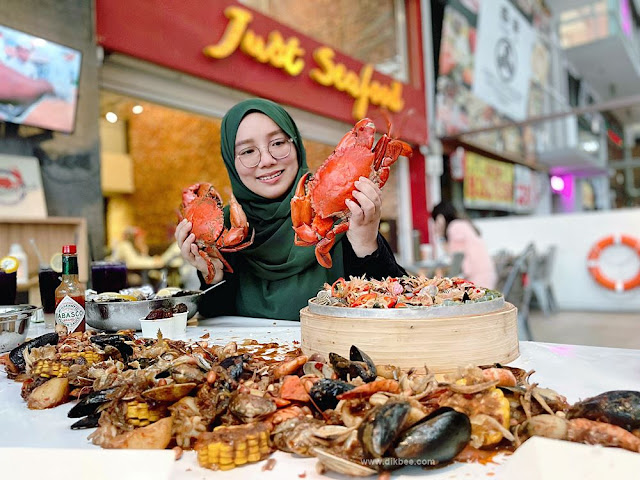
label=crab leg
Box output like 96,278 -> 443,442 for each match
218,194 -> 250,247
373,138 -> 412,188
315,220 -> 349,268
291,174 -> 319,246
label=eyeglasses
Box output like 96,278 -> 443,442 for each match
236,137 -> 294,169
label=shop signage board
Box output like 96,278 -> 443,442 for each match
513,163 -> 537,212
95,0 -> 427,145
463,152 -> 514,210
473,0 -> 535,121
0,154 -> 47,219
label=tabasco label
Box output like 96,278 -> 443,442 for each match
55,295 -> 85,333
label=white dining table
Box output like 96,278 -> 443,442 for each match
1,316 -> 640,480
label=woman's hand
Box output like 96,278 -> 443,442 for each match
346,176 -> 381,258
175,219 -> 224,284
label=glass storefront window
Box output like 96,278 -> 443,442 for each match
239,0 -> 409,82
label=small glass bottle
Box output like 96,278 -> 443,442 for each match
54,244 -> 86,333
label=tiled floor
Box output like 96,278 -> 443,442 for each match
527,309 -> 640,350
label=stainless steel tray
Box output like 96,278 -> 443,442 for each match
85,292 -> 201,332
307,295 -> 505,319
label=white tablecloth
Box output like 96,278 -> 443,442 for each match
2,316 -> 640,479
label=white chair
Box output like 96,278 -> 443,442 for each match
529,245 -> 558,316
501,243 -> 536,341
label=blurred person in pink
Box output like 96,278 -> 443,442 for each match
431,200 -> 497,289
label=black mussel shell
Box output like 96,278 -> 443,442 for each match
309,378 -> 355,411
390,407 -> 471,465
90,334 -> 133,361
67,387 -> 117,418
358,401 -> 411,459
567,390 -> 640,431
329,351 -> 376,383
9,333 -> 58,372
349,345 -> 377,383
70,413 -> 100,429
220,354 -> 251,381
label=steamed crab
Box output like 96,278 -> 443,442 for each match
179,183 -> 254,282
291,118 -> 412,268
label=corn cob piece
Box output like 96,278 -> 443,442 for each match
125,400 -> 166,427
31,359 -> 69,378
60,351 -> 103,364
31,351 -> 104,378
196,423 -> 272,471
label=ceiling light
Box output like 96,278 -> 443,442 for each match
550,175 -> 565,193
132,105 -> 143,114
105,112 -> 118,123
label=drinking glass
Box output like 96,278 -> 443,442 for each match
39,267 -> 62,314
91,261 -> 127,293
0,271 -> 17,305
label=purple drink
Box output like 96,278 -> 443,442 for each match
39,267 -> 62,313
0,271 -> 17,305
91,261 -> 127,293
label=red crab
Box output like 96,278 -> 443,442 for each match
291,118 -> 412,268
179,183 -> 254,283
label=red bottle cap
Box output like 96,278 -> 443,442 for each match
62,245 -> 77,254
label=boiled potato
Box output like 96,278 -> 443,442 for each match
110,417 -> 173,449
27,377 -> 69,409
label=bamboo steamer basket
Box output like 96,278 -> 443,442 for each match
300,297 -> 519,374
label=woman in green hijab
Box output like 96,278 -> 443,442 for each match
176,98 -> 406,320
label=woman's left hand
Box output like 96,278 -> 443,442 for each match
346,176 -> 381,257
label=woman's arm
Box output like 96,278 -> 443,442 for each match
343,233 -> 407,278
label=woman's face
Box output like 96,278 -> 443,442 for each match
234,112 -> 299,199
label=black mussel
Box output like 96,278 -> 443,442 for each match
329,352 -> 376,383
9,333 -> 59,372
390,407 -> 471,466
172,303 -> 188,314
567,390 -> 640,431
309,378 -> 355,411
67,387 -> 117,418
349,345 -> 377,382
90,334 -> 133,361
220,354 -> 251,381
358,401 -> 411,459
70,413 -> 100,429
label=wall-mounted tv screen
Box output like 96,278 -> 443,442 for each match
0,24 -> 82,134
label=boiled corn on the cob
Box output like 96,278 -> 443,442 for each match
196,423 -> 272,471
125,400 -> 165,427
31,351 -> 103,378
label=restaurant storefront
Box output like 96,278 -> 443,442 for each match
95,0 -> 431,264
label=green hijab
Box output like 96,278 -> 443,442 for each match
220,98 -> 344,320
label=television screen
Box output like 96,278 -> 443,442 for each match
0,25 -> 82,133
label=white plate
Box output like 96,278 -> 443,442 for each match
0,448 -> 174,480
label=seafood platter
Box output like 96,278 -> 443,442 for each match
85,287 -> 203,332
1,329 -> 639,478
301,275 -> 519,373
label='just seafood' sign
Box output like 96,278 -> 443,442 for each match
95,0 -> 427,144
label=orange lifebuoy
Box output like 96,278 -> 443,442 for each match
587,234 -> 640,292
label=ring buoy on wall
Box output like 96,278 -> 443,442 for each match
587,234 -> 640,292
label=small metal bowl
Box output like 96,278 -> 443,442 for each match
85,291 -> 202,332
0,305 -> 40,353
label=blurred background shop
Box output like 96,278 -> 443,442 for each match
1,0 -> 640,345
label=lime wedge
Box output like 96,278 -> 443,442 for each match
0,256 -> 19,273
50,253 -> 63,273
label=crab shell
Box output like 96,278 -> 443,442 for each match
291,118 -> 412,268
309,119 -> 379,219
179,183 -> 254,283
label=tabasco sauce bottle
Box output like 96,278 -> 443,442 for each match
54,244 -> 86,333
